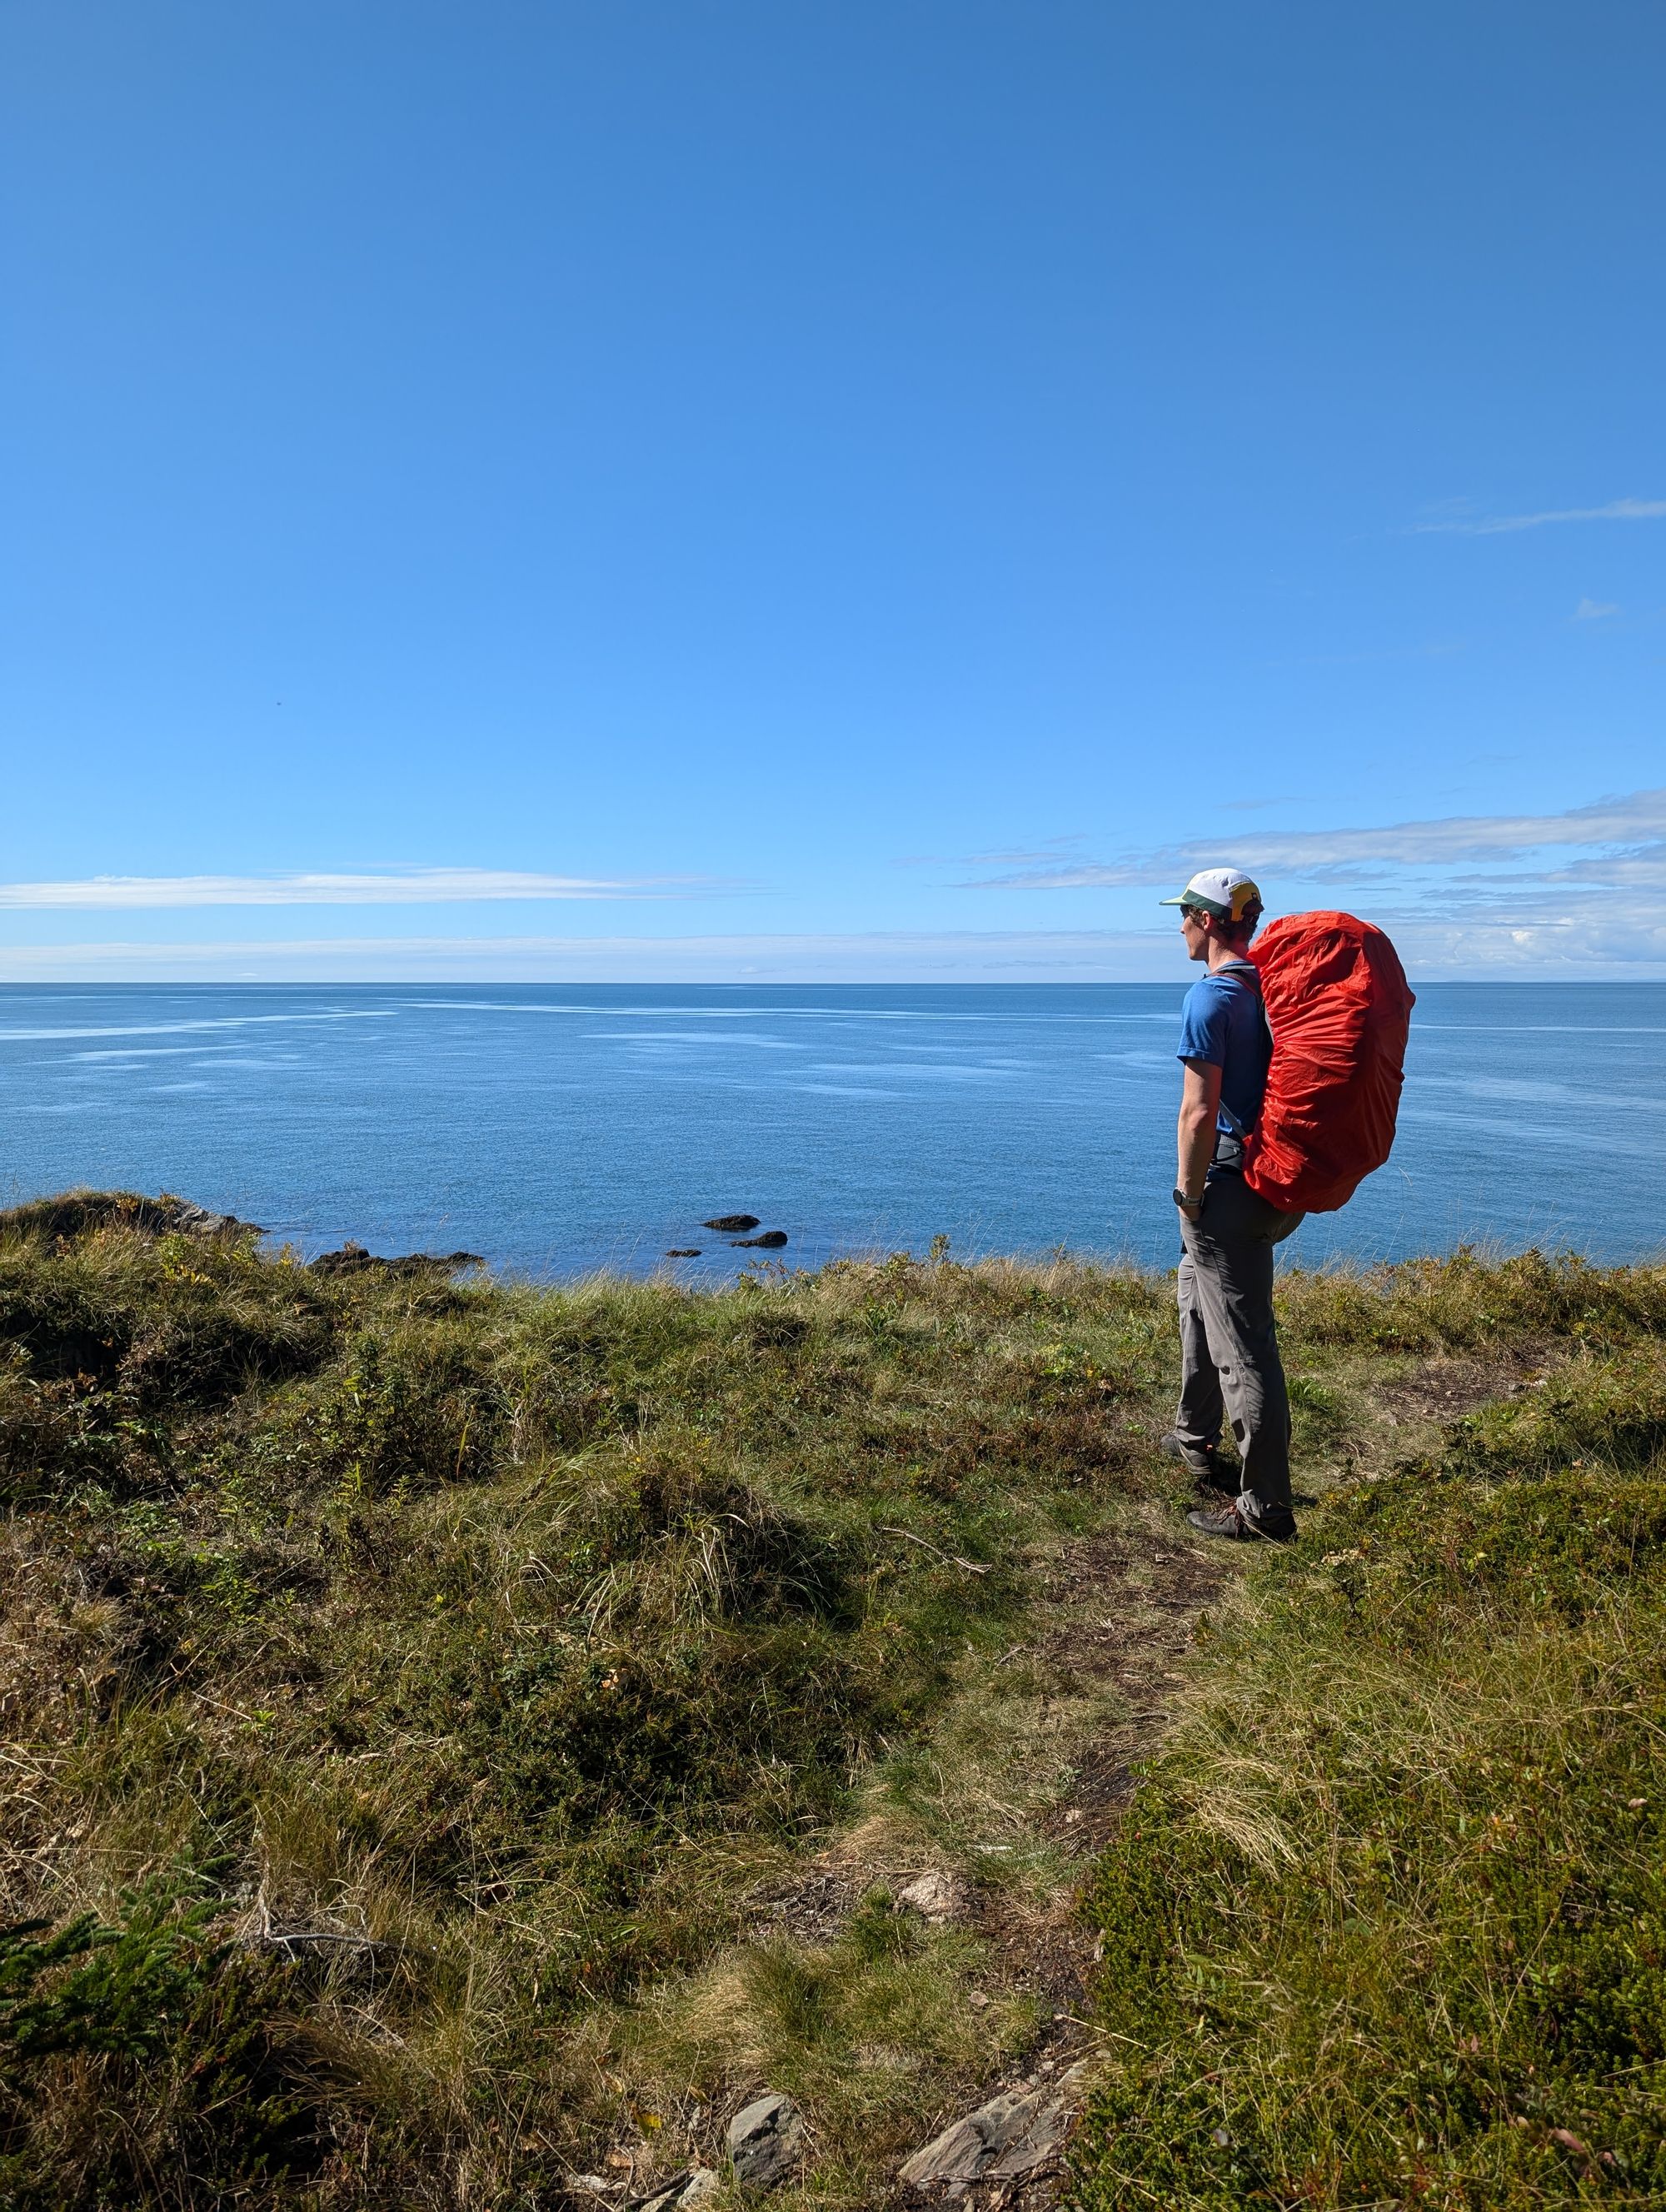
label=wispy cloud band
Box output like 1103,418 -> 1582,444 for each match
0,869 -> 726,910
0,931 -> 1176,983
1413,496 -> 1666,536
963,788 -> 1666,889
1,918 -> 1662,984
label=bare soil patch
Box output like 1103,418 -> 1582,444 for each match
1372,1338 -> 1564,1426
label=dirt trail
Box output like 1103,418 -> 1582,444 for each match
711,1517 -> 1230,2211
603,1336 -> 1557,2208
821,1335 -> 1561,2207
890,1527 -> 1226,2209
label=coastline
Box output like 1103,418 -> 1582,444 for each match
6,979 -> 1665,1283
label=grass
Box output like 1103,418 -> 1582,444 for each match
0,1198 -> 1170,2207
1071,1258 -> 1666,2210
0,1196 -> 1661,2208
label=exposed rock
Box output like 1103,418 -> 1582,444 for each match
702,1213 -> 761,1233
895,1871 -> 971,1926
664,1248 -> 703,1258
0,1194 -> 488,1286
897,2063 -> 1088,2196
632,2170 -> 719,2211
163,1198 -> 259,1237
898,2090 -> 1039,2190
310,1241 -> 373,1273
0,1189 -> 263,1243
731,1230 -> 788,1249
309,1242 -> 482,1279
726,2091 -> 806,2192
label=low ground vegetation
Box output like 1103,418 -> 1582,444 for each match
1075,1255 -> 1666,2210
0,1198 -> 1659,2207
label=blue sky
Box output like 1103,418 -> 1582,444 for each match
4,0 -> 1663,981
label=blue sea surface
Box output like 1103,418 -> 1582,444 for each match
0,983 -> 1659,1278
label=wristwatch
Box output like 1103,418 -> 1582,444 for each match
1173,1187 -> 1205,1211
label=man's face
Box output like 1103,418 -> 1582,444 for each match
1180,906 -> 1210,963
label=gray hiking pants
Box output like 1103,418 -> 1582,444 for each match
1175,1173 -> 1305,1517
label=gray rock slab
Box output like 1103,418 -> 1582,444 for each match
898,2063 -> 1090,2194
898,2089 -> 1049,2189
726,2092 -> 806,2192
987,2095 -> 1072,2180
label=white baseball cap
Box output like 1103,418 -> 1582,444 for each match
1159,867 -> 1263,923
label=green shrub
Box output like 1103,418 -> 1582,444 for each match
1,1890 -> 223,2057
0,1892 -> 309,2208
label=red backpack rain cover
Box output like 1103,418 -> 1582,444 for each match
1242,911 -> 1414,1215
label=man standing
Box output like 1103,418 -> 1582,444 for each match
1159,868 -> 1304,1542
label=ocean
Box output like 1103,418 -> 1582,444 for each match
1,982 -> 1660,1278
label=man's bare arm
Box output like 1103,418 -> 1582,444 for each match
1177,1058 -> 1222,1203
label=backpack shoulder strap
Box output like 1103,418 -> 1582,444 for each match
1215,959 -> 1276,1076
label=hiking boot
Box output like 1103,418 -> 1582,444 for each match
1160,1432 -> 1234,1491
1186,1502 -> 1298,1544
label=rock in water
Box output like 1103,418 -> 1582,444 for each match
309,1241 -> 372,1273
702,1213 -> 761,1233
309,1243 -> 481,1278
895,1871 -> 970,1925
665,1248 -> 703,1258
726,2092 -> 805,2192
731,1230 -> 788,1248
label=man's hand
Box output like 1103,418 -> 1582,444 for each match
1176,1057 -> 1221,1212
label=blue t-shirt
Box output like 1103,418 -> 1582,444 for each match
1177,962 -> 1271,1136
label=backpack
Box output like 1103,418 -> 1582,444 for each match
1240,910 -> 1415,1214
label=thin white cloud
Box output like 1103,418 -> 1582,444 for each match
962,787 -> 1666,888
0,931 -> 1181,984
1545,845 -> 1666,890
0,868 -> 727,910
1207,789 -> 1666,870
1574,597 -> 1621,620
1,917 -> 1662,984
1413,496 -> 1666,536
